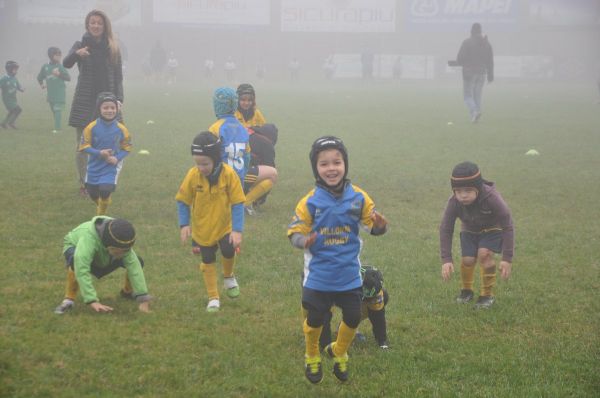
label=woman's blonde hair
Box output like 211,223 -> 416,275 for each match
85,9 -> 120,65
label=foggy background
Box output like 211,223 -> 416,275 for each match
0,0 -> 599,85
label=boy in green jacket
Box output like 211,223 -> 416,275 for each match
54,217 -> 152,314
37,47 -> 70,133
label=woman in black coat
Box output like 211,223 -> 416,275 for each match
63,9 -> 123,197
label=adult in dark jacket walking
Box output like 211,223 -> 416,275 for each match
64,9 -> 123,197
453,23 -> 494,123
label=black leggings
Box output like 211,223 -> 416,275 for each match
86,184 -> 115,201
194,233 -> 235,264
302,287 -> 362,329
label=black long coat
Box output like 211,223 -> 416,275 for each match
63,33 -> 123,128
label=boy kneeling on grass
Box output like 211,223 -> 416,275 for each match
54,217 -> 151,314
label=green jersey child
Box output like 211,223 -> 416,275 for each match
54,217 -> 152,314
0,61 -> 24,129
37,47 -> 70,133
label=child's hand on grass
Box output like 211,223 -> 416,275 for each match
90,302 -> 113,313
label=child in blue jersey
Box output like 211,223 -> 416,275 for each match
208,87 -> 250,184
287,136 -> 388,384
78,92 -> 132,216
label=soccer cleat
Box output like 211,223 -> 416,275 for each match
378,341 -> 390,350
52,130 -> 59,134
474,295 -> 495,309
456,289 -> 474,304
304,355 -> 323,384
325,343 -> 349,382
206,298 -> 220,312
54,299 -> 74,314
120,289 -> 134,300
224,276 -> 240,298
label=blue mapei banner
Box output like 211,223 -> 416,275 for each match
406,0 -> 519,32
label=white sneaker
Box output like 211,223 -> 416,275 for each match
206,298 -> 220,312
54,299 -> 74,314
224,276 -> 240,298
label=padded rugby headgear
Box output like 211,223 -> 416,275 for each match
101,219 -> 136,249
309,136 -> 348,187
251,123 -> 278,145
361,265 -> 383,298
236,83 -> 255,98
451,161 -> 483,191
213,87 -> 238,117
191,131 -> 222,167
95,92 -> 118,121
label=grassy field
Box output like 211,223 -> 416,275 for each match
1,78 -> 599,397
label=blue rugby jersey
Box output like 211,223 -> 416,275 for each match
288,183 -> 376,292
209,115 -> 250,182
79,118 -> 132,185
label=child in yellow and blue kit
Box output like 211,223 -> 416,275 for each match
287,136 -> 388,384
208,87 -> 250,184
176,132 -> 246,312
78,92 -> 132,216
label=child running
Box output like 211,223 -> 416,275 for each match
287,136 -> 388,383
78,92 -> 132,216
1,61 -> 24,129
37,47 -> 71,133
440,161 -> 514,309
235,83 -> 266,128
176,132 -> 246,312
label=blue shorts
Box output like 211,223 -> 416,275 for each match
460,230 -> 502,258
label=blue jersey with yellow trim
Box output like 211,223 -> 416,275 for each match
209,115 -> 249,181
288,183 -> 376,292
79,118 -> 132,185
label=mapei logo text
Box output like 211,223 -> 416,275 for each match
411,0 -> 513,17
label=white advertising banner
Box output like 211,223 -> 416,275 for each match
17,0 -> 142,26
281,0 -> 396,32
153,0 -> 270,25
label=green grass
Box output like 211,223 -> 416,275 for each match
1,79 -> 599,397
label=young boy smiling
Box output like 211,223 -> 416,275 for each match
439,161 -> 514,309
288,136 -> 388,384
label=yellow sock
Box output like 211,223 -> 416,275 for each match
200,262 -> 219,300
480,265 -> 496,296
123,274 -> 133,294
460,262 -> 475,291
244,179 -> 273,206
65,269 -> 79,300
303,319 -> 323,358
333,321 -> 356,357
96,197 -> 111,216
222,256 -> 234,278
